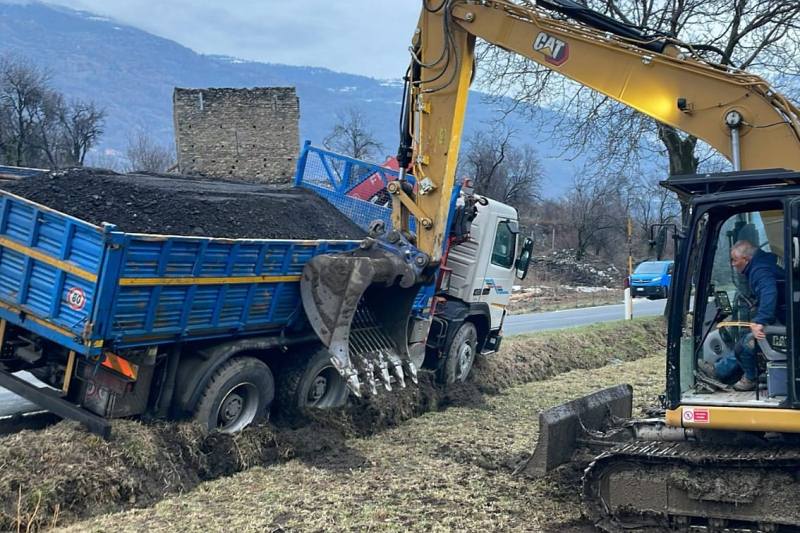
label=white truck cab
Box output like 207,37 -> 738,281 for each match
428,195 -> 533,383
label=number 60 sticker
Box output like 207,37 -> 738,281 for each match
66,287 -> 86,311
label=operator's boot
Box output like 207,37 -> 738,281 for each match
733,376 -> 756,391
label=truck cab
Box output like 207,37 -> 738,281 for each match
426,195 -> 532,383
630,260 -> 673,299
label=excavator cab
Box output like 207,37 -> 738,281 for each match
528,170 -> 800,472
664,170 -> 799,420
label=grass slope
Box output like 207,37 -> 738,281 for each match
64,318 -> 664,532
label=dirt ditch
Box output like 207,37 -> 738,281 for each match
1,169 -> 364,240
0,317 -> 665,532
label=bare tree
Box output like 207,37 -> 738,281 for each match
562,173 -> 628,260
0,55 -> 48,166
32,90 -> 67,168
460,126 -> 542,209
124,130 -> 175,173
59,99 -> 105,166
0,54 -> 106,169
478,0 -> 800,177
323,107 -> 384,161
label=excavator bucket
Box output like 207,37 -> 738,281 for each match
517,384 -> 633,477
300,235 -> 428,397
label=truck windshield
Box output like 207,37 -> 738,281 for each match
634,262 -> 665,274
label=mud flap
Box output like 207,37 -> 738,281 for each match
517,384 -> 633,477
300,239 -> 427,397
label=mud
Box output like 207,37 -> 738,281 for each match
1,168 -> 365,240
301,372 -> 486,437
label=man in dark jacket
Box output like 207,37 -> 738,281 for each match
707,240 -> 786,391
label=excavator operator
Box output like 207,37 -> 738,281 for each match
701,240 -> 786,391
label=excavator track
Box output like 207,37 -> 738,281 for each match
582,439 -> 800,532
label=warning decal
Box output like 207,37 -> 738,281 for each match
682,407 -> 710,424
66,287 -> 86,311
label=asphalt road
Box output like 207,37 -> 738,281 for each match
0,372 -> 44,417
503,297 -> 667,337
0,297 -> 668,417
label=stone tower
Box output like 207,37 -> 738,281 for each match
173,87 -> 300,183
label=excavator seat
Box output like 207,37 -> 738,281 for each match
758,324 -> 788,362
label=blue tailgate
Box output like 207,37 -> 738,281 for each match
0,191 -> 108,354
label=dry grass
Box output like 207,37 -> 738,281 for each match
63,355 -> 664,532
507,288 -> 624,314
59,318 -> 665,533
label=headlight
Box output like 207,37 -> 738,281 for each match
651,276 -> 662,282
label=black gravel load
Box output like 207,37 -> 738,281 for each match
1,168 -> 365,240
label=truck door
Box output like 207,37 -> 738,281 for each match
479,217 -> 517,328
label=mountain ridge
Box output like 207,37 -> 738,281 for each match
0,1 -> 581,193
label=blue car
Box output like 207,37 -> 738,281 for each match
630,260 -> 674,299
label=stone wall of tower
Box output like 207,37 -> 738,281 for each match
173,87 -> 299,183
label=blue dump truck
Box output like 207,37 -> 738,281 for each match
629,260 -> 674,299
0,144 -> 531,436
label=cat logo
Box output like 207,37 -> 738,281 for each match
532,32 -> 569,66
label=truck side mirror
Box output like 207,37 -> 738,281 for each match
515,236 -> 534,280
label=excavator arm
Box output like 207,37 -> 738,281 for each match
404,0 -> 800,239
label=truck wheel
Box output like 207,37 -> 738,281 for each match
193,357 -> 274,434
439,322 -> 477,385
277,347 -> 349,418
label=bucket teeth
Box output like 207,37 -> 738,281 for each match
377,352 -> 392,391
364,362 -> 378,397
331,355 -> 362,398
404,360 -> 418,385
346,372 -> 362,398
388,355 -> 406,389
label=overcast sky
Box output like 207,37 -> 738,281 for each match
42,1 -> 421,79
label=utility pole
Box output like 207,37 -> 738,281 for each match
624,216 -> 633,320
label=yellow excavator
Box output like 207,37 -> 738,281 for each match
300,0 -> 800,530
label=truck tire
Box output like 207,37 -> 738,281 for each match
193,357 -> 274,434
439,322 -> 477,385
277,347 -> 349,419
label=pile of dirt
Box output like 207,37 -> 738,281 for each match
530,249 -> 622,287
1,317 -> 664,531
1,168 -> 365,240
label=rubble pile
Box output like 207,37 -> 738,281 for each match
531,249 -> 621,287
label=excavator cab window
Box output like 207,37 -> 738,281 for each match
675,201 -> 789,407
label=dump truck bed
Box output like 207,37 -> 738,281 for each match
0,189 -> 359,357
